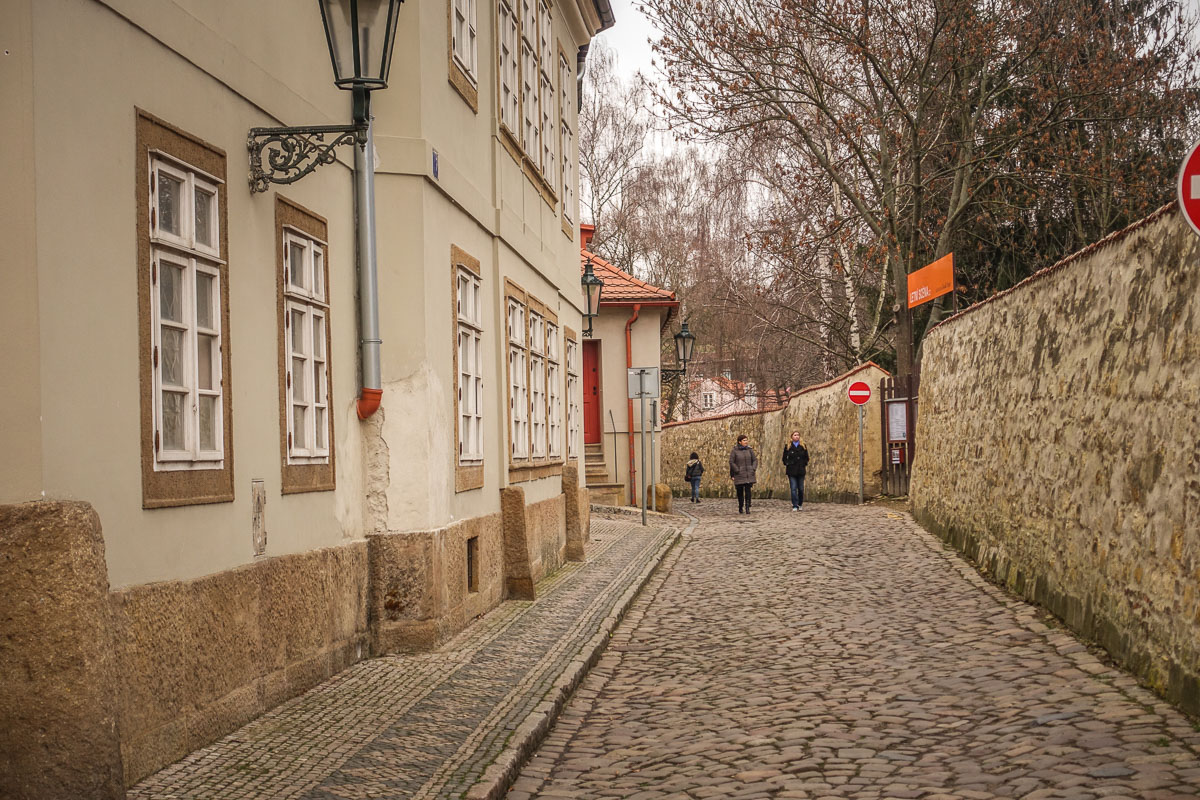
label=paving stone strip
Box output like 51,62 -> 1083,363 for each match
510,501 -> 1200,800
128,514 -> 684,800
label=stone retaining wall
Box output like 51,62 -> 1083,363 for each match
661,364 -> 888,502
3,479 -> 588,789
911,204 -> 1200,715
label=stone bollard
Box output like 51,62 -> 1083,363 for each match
646,484 -> 672,514
0,501 -> 125,800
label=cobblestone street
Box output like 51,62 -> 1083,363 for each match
128,514 -> 680,800
511,501 -> 1200,800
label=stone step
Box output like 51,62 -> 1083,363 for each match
585,483 -> 626,507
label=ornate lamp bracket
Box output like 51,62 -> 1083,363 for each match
661,366 -> 686,379
247,122 -> 367,194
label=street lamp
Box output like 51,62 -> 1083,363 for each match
247,0 -> 403,193
247,0 -> 403,420
581,258 -> 604,338
662,321 -> 697,379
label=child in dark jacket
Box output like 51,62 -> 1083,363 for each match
684,452 -> 704,503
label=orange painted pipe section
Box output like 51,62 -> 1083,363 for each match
356,387 -> 383,420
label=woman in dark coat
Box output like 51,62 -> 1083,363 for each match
782,430 -> 810,511
684,452 -> 704,503
728,434 -> 758,514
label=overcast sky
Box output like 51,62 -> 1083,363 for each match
593,0 -> 658,81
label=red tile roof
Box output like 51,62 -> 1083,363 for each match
580,249 -> 678,305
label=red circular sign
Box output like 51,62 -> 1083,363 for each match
847,381 -> 872,405
1179,138 -> 1200,237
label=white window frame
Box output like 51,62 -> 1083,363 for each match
565,337 -> 580,459
499,0 -> 519,131
547,322 -> 561,458
508,298 -> 530,459
529,311 -> 547,458
284,229 -> 330,464
558,54 -> 575,222
149,154 -> 225,470
457,266 -> 485,464
702,391 -> 716,411
520,0 -> 539,163
538,0 -> 555,179
452,0 -> 478,84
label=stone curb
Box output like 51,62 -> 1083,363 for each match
463,518 -> 693,800
588,503 -> 687,522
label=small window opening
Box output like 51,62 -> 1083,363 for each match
467,535 -> 479,593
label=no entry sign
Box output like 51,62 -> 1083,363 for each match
847,381 -> 872,406
1179,138 -> 1200,237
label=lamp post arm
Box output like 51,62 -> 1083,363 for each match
247,123 -> 367,194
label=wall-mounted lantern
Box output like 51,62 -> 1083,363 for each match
673,321 -> 696,369
663,321 -> 697,379
246,0 -> 403,420
581,259 -> 604,338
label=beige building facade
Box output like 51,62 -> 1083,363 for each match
577,226 -> 679,506
0,0 -> 608,792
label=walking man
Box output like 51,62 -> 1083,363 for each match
782,431 -> 809,511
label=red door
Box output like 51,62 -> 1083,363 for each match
583,341 -> 602,443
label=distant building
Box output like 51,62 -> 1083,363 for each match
672,372 -> 789,421
578,225 -> 678,506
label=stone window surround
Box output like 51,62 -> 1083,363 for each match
448,0 -> 479,111
504,279 -> 563,483
453,245 -> 486,492
496,0 -> 559,212
558,44 -> 575,240
276,196 -> 335,494
136,109 -> 235,509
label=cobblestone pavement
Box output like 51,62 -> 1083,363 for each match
128,514 -> 681,800
511,500 -> 1200,800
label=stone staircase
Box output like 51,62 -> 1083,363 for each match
584,441 -> 625,507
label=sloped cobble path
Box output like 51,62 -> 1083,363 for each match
128,514 -> 681,800
510,501 -> 1200,800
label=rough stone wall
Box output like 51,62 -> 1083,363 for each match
368,514 -> 504,654
0,502 -> 124,800
662,365 -> 888,502
911,205 -> 1200,715
113,541 -> 369,784
563,465 -> 588,561
526,494 -> 568,587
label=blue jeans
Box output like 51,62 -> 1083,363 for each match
789,475 -> 805,509
690,477 -> 701,500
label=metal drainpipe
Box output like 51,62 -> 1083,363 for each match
624,304 -> 641,506
355,107 -> 382,419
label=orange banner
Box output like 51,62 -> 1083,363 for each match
907,253 -> 955,308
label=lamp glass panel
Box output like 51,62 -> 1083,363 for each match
321,0 -> 355,84
320,0 -> 398,87
584,281 -> 602,315
356,0 -> 394,83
